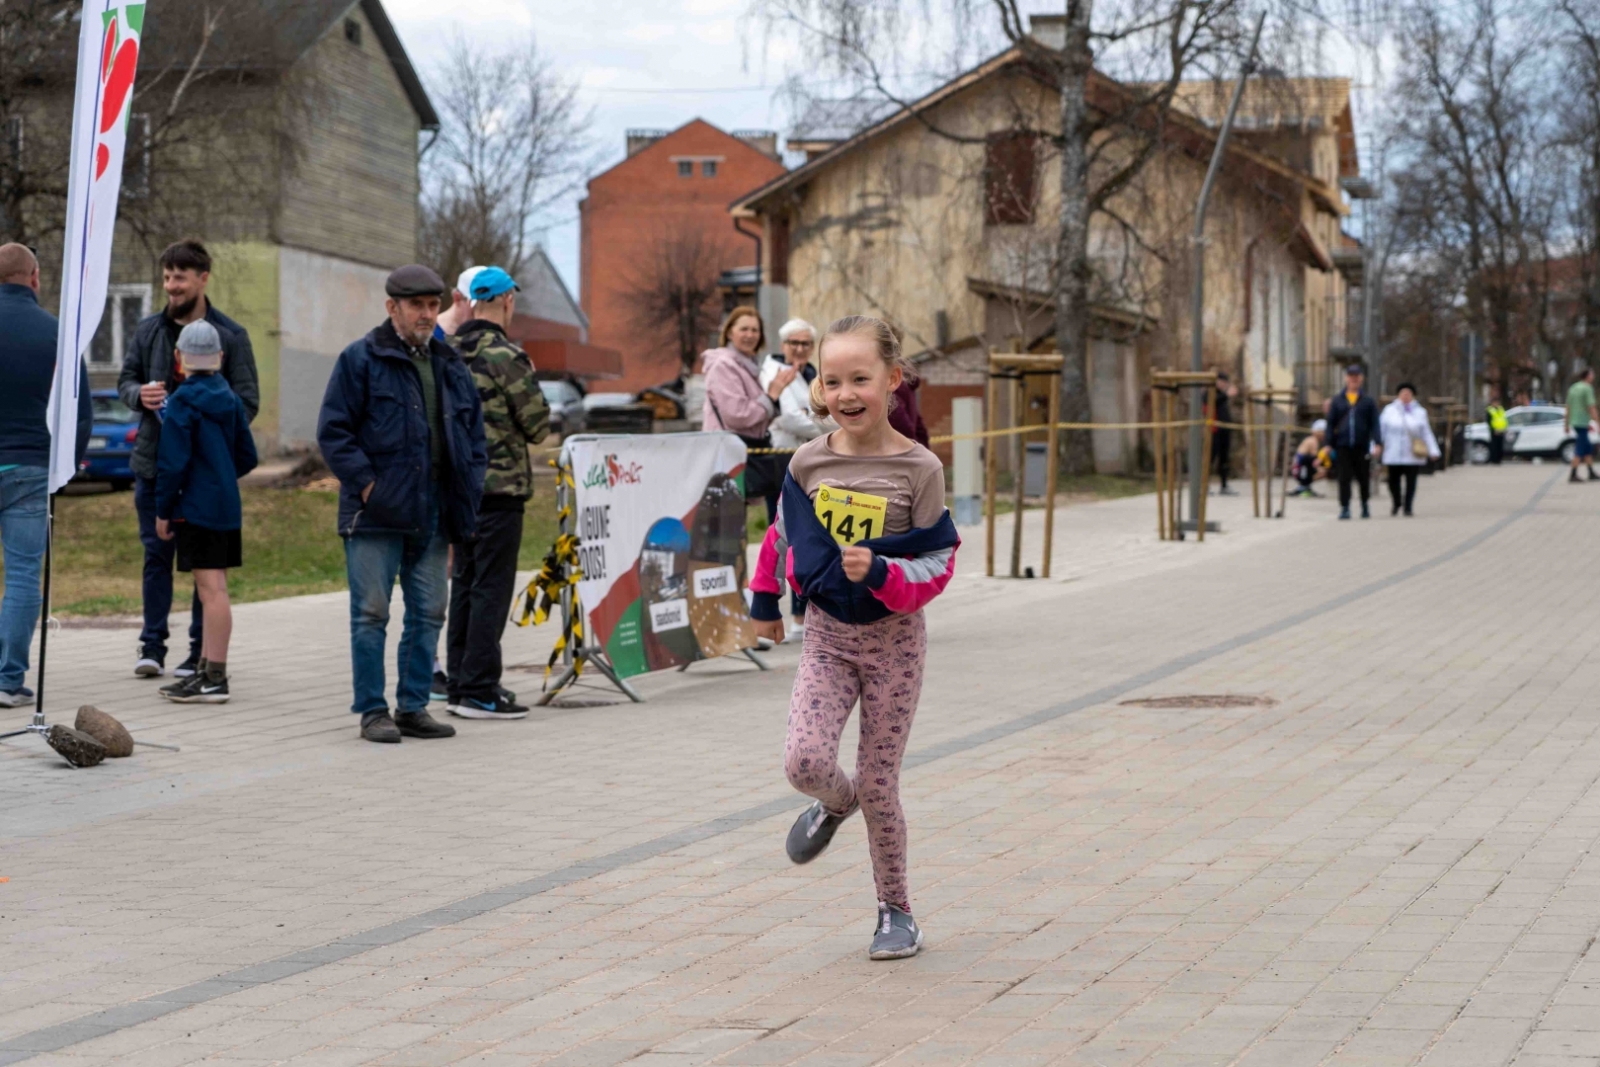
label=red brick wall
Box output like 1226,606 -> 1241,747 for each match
921,383 -> 984,467
580,120 -> 787,393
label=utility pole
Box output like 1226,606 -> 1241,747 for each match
1187,12 -> 1266,532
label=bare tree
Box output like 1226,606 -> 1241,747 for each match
0,1 -> 332,274
622,224 -> 727,376
1387,0 -> 1562,401
420,33 -> 591,283
752,0 -> 1342,472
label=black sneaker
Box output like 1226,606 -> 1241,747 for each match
448,693 -> 529,720
361,711 -> 401,743
430,671 -> 449,703
395,710 -> 456,738
498,684 -> 518,704
134,648 -> 165,678
785,798 -> 860,864
165,675 -> 229,704
869,903 -> 923,960
174,653 -> 201,678
159,672 -> 204,701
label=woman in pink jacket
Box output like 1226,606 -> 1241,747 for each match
701,306 -> 793,438
702,306 -> 794,503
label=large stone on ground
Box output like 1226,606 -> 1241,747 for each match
75,705 -> 133,757
45,725 -> 106,768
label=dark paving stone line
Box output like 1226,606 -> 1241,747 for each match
0,473 -> 1555,1065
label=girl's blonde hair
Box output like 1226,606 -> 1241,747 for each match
809,315 -> 910,418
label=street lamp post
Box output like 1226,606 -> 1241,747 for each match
1187,13 -> 1266,532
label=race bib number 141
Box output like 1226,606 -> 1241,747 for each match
815,485 -> 889,546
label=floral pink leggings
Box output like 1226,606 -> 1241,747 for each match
783,604 -> 927,912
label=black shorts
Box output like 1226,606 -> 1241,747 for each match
176,525 -> 242,572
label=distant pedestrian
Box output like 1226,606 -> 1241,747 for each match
750,314 -> 960,961
317,265 -> 487,744
443,266 -> 549,720
434,266 -> 485,340
1378,383 -> 1440,517
0,243 -> 91,708
760,318 -> 835,643
1567,368 -> 1599,484
889,374 -> 931,447
1485,393 -> 1508,465
1326,364 -> 1381,519
153,322 -> 259,703
1212,371 -> 1239,495
1291,419 -> 1328,497
702,306 -> 789,502
118,238 -> 259,681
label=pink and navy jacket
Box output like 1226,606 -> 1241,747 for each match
750,470 -> 960,624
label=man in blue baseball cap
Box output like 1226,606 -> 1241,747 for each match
443,265 -> 549,720
468,266 -> 520,303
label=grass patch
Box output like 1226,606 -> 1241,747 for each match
22,486 -> 562,617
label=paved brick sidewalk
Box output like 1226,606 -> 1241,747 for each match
3,463 -> 1598,1067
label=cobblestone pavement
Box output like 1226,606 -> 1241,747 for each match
4,463 -> 1600,1067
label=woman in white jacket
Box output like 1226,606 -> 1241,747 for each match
1378,383 -> 1441,516
757,318 -> 836,642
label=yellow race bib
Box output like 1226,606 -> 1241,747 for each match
815,485 -> 889,546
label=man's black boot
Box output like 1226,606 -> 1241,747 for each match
395,710 -> 456,739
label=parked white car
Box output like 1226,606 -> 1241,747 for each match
1465,405 -> 1577,464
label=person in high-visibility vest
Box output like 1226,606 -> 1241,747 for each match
1486,397 -> 1508,465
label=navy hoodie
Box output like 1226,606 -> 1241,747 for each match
154,373 -> 259,529
0,283 -> 92,470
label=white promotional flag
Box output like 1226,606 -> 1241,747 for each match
47,0 -> 143,492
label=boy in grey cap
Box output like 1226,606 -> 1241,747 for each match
152,320 -> 258,703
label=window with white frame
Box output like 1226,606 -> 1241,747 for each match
88,283 -> 152,366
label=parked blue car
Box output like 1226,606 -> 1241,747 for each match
76,389 -> 139,490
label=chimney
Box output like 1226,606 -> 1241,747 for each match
625,129 -> 669,157
1028,14 -> 1066,49
732,129 -> 781,160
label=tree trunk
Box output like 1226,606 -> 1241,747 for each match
1055,0 -> 1096,476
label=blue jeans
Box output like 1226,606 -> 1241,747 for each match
0,466 -> 48,692
134,477 -> 203,661
344,510 -> 449,716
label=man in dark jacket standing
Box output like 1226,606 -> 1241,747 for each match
0,244 -> 91,707
444,266 -> 549,720
117,239 -> 259,679
1326,364 -> 1381,520
317,265 -> 488,744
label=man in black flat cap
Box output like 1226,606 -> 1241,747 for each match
317,265 -> 488,743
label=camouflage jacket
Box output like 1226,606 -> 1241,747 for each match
449,319 -> 550,499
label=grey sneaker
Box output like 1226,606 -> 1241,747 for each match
785,798 -> 859,864
869,903 -> 923,960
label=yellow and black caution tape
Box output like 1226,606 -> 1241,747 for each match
517,463 -> 586,682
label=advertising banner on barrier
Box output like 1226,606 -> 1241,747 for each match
561,432 -> 756,678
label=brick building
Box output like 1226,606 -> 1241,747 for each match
579,120 -> 787,393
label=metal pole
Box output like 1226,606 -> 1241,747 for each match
1187,11 -> 1266,530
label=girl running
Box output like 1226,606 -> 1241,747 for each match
749,315 -> 959,959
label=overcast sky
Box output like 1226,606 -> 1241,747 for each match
382,0 -> 1384,300
384,0 -> 807,297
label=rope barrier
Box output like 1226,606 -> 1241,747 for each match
745,418 -> 1325,454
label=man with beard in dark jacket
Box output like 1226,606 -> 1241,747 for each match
317,265 -> 487,744
117,239 -> 259,680
1325,364 -> 1381,520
